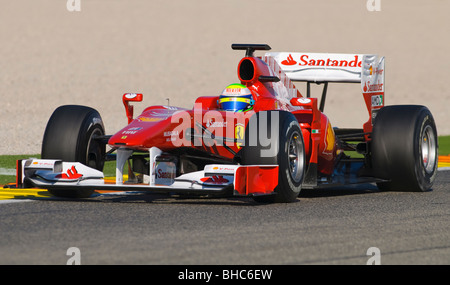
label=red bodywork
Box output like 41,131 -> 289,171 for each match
109,55 -> 338,177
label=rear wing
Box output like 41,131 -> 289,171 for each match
264,52 -> 385,94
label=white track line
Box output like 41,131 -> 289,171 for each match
0,168 -> 15,175
0,199 -> 34,204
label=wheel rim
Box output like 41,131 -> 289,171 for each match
288,131 -> 304,183
421,125 -> 436,174
86,128 -> 104,170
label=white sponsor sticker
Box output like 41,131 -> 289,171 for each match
155,161 -> 176,185
371,95 -> 383,107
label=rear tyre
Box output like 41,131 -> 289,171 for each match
240,111 -> 305,203
41,105 -> 106,198
371,105 -> 438,192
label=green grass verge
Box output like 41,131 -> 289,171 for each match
438,135 -> 450,156
1,135 -> 449,186
0,154 -> 39,186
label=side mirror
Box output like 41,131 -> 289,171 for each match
122,93 -> 143,124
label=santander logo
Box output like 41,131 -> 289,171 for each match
281,54 -> 297,65
363,81 -> 384,93
200,175 -> 229,184
56,165 -> 83,179
281,53 -> 362,68
157,168 -> 174,179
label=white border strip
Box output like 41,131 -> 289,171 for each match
0,199 -> 35,204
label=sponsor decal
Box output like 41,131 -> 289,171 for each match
281,54 -> 362,68
369,65 -> 384,76
122,127 -> 143,135
200,176 -> 229,184
363,81 -> 384,92
371,95 -> 383,107
156,169 -> 174,179
164,130 -> 180,141
226,88 -> 243,93
122,131 -> 137,135
32,161 -> 54,167
323,122 -> 335,155
92,117 -> 103,126
56,165 -> 83,179
212,166 -> 235,171
281,54 -> 297,65
235,123 -> 244,148
206,119 -> 227,128
155,161 -> 176,185
138,117 -> 163,122
164,130 -> 179,137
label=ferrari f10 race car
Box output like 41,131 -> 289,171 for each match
16,44 -> 438,203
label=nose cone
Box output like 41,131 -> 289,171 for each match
108,106 -> 189,150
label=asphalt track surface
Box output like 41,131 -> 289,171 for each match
0,170 -> 449,265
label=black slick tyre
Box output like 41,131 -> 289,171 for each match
371,105 -> 438,192
240,111 -> 305,203
41,105 -> 106,198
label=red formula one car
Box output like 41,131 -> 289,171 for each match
16,44 -> 438,203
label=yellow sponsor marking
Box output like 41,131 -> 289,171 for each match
438,155 -> 450,168
0,188 -> 52,200
0,176 -> 127,200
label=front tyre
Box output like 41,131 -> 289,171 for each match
41,105 -> 106,198
240,111 -> 305,203
371,105 -> 438,192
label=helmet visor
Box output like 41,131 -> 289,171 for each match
219,96 -> 253,112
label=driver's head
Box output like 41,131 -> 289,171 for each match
218,84 -> 254,112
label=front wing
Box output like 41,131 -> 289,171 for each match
17,159 -> 279,198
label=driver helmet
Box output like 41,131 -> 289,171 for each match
218,83 -> 254,112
